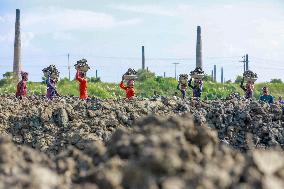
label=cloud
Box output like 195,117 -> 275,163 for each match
52,32 -> 74,41
112,4 -> 177,16
0,30 -> 34,47
22,7 -> 141,34
22,32 -> 35,47
0,32 -> 13,43
0,16 -> 5,23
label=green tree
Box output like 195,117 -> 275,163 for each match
136,69 -> 155,81
203,74 -> 213,82
235,75 -> 243,83
89,77 -> 101,83
270,78 -> 282,84
0,72 -> 17,86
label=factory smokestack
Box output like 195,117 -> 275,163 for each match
13,9 -> 21,79
196,26 -> 202,69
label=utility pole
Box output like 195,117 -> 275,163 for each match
142,46 -> 145,70
239,55 -> 246,72
173,63 -> 180,80
164,72 -> 166,78
221,67 -> 224,84
211,70 -> 213,81
96,70 -> 98,78
214,65 -> 217,82
68,53 -> 70,81
245,54 -> 249,71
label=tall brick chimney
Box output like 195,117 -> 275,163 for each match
196,26 -> 202,69
13,9 -> 21,79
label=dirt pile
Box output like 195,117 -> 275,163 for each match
0,95 -> 284,155
0,95 -> 175,155
0,113 -> 284,189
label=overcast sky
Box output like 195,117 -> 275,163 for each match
0,0 -> 284,82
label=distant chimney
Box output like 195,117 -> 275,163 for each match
13,9 -> 21,79
214,65 -> 217,82
196,26 -> 202,69
221,67 -> 224,84
142,46 -> 145,70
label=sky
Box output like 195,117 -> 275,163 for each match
0,0 -> 284,82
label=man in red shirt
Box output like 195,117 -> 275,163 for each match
120,79 -> 135,99
16,71 -> 28,99
76,69 -> 88,100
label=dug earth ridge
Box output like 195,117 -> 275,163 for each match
0,95 -> 283,188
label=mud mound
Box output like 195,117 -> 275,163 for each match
0,95 -> 284,156
0,114 -> 284,189
0,95 -> 174,155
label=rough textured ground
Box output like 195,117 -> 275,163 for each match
0,94 -> 284,189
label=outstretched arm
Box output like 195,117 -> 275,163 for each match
76,70 -> 84,82
240,78 -> 246,91
177,83 -> 181,90
188,78 -> 194,89
120,81 -> 127,90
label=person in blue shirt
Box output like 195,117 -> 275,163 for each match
259,87 -> 274,104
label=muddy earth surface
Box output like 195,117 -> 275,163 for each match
0,94 -> 284,189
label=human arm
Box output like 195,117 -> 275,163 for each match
120,81 -> 127,90
76,70 -> 84,82
177,83 -> 181,90
188,78 -> 194,89
240,78 -> 246,91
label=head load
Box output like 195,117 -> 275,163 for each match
42,65 -> 60,81
74,59 -> 90,74
179,74 -> 189,85
190,67 -> 205,79
123,68 -> 138,81
243,70 -> 258,82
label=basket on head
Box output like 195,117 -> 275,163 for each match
123,68 -> 138,81
42,65 -> 60,80
42,68 -> 50,78
179,74 -> 188,84
190,67 -> 205,79
243,70 -> 257,83
75,59 -> 90,73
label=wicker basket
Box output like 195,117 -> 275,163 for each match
244,77 -> 257,82
43,71 -> 49,78
76,65 -> 90,72
123,75 -> 137,80
190,73 -> 205,79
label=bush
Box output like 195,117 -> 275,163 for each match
235,75 -> 243,83
203,74 -> 213,82
89,77 -> 101,83
270,79 -> 282,84
0,72 -> 17,87
225,80 -> 232,83
136,69 -> 155,81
